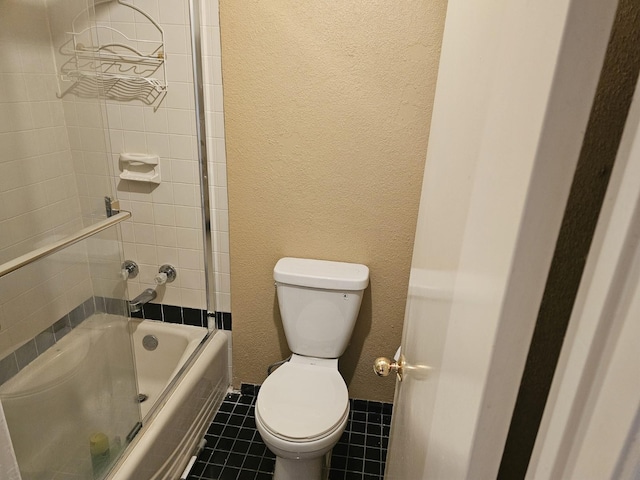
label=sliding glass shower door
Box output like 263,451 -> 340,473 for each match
0,0 -> 141,478
0,234 -> 142,479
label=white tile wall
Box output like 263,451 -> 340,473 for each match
0,245 -> 94,358
0,0 -> 230,359
47,0 -> 119,225
90,0 -> 230,312
0,0 -> 84,265
0,0 -> 98,356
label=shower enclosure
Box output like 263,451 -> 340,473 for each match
0,0 -> 223,478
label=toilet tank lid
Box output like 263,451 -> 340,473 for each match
274,257 -> 369,291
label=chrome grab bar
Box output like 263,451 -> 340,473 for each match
0,211 -> 131,278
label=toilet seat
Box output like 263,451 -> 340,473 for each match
256,360 -> 349,443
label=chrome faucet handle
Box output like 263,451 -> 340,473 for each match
155,264 -> 177,285
121,260 -> 139,280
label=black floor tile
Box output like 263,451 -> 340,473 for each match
215,437 -> 234,452
241,455 -> 262,470
187,389 -> 392,480
348,445 -> 365,459
365,448 -> 382,462
232,440 -> 251,455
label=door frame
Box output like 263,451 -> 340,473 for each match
526,66 -> 640,480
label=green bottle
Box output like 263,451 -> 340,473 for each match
90,432 -> 111,478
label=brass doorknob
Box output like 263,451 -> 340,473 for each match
374,356 -> 404,381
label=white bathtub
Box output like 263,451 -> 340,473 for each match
129,319 -> 211,419
0,314 -> 229,480
109,318 -> 230,480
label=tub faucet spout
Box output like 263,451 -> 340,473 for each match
129,288 -> 157,313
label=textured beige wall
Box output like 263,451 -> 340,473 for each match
220,1 -> 447,402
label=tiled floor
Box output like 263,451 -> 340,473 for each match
187,387 -> 392,480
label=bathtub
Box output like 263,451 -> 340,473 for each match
110,317 -> 229,479
0,314 -> 229,480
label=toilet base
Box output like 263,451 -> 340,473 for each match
273,452 -> 330,480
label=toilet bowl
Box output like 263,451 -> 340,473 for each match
255,356 -> 349,480
256,257 -> 369,480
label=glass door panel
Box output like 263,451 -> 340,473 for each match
0,0 -> 141,476
0,233 -> 141,480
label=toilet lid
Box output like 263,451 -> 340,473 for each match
256,362 -> 349,441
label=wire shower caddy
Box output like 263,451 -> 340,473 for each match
57,0 -> 167,111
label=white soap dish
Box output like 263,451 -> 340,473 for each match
119,153 -> 161,184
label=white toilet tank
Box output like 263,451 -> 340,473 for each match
274,257 -> 369,359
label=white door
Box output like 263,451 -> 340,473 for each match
384,0 -> 620,478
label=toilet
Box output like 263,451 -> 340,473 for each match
255,257 -> 369,480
